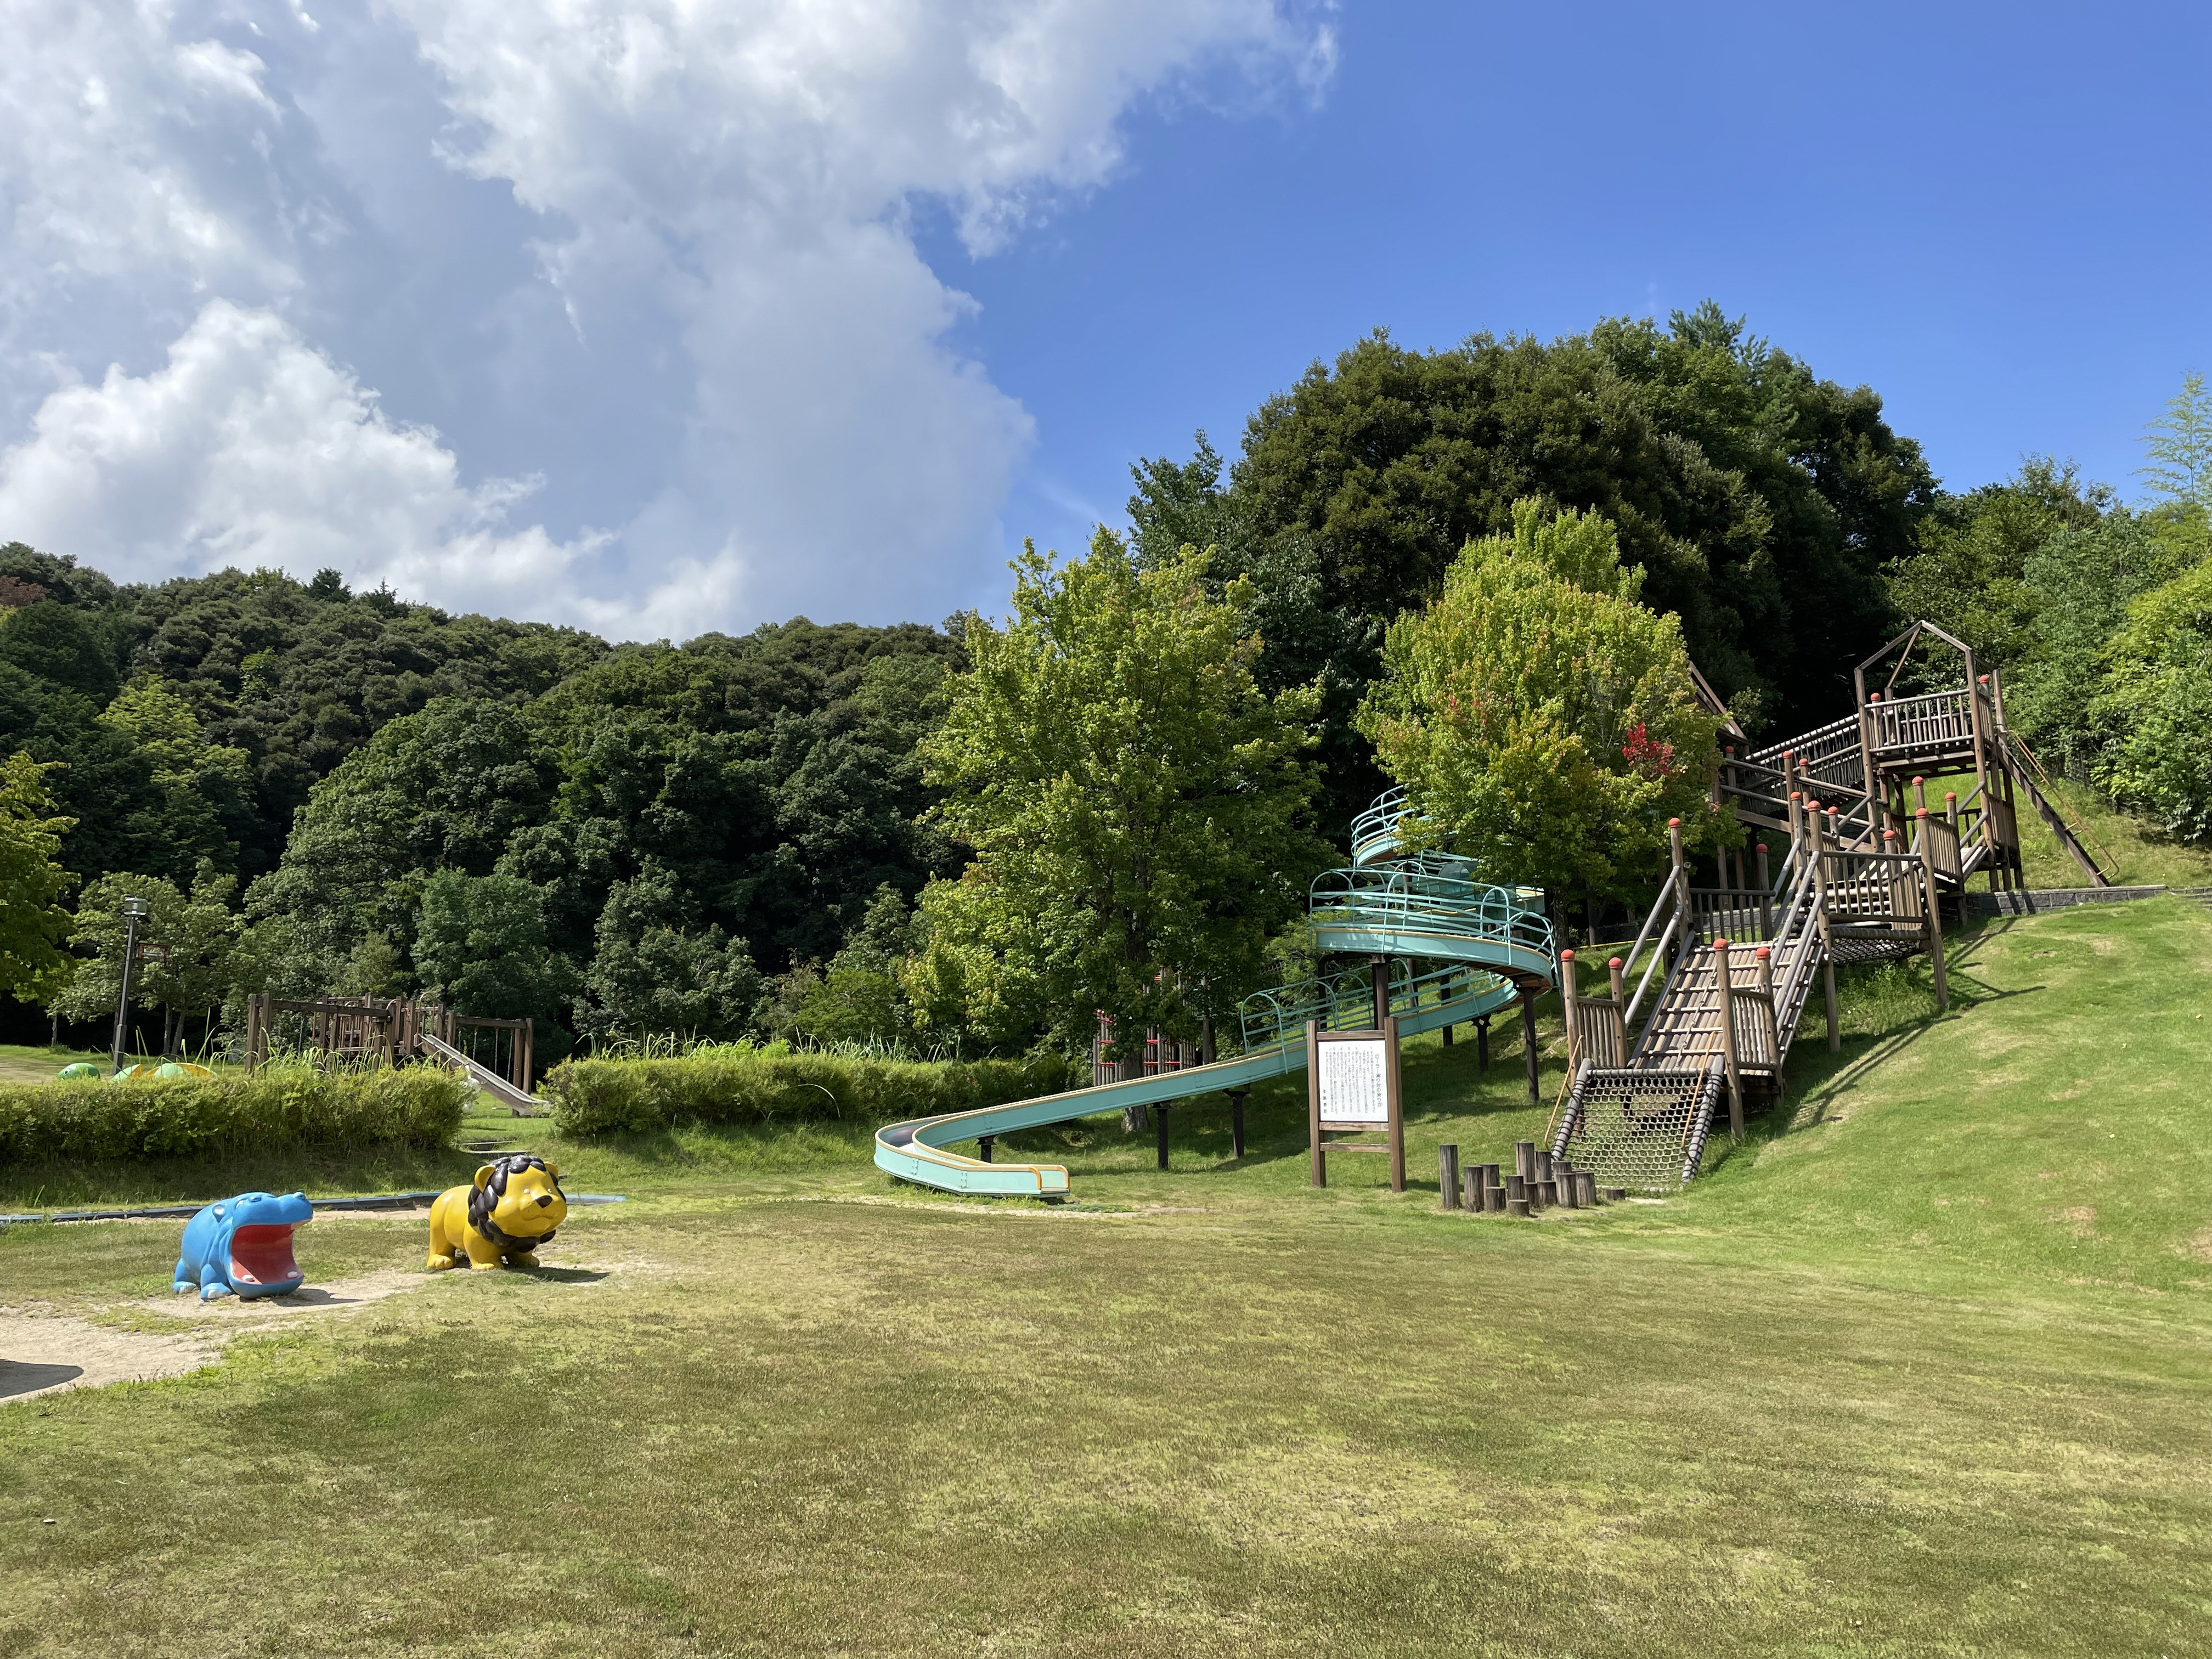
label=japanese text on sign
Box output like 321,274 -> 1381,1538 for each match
1318,1037 -> 1390,1125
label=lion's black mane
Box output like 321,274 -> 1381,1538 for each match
468,1154 -> 565,1251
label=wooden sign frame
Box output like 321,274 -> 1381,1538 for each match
1306,1017 -> 1405,1191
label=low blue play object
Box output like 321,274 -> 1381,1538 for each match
173,1192 -> 313,1301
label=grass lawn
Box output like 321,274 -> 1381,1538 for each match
0,1045 -> 111,1088
2,903 -> 2210,1655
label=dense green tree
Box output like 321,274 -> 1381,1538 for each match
1147,306 -> 1933,826
1358,501 -> 1726,904
906,535 -> 1329,1056
0,547 -> 607,879
574,862 -> 758,1047
247,698 -> 558,972
2001,511 -> 2188,777
57,864 -> 240,1054
0,754 -> 77,1007
0,600 -> 120,703
795,885 -> 916,1048
2138,371 -> 2212,511
1882,460 -> 2106,679
414,870 -> 579,1057
2090,533 -> 2212,838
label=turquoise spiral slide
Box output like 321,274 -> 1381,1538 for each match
873,792 -> 1558,1197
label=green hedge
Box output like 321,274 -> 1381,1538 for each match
542,1048 -> 1082,1137
0,1066 -> 467,1164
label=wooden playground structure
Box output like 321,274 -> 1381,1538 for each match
239,994 -> 541,1114
1550,619 -> 2108,1189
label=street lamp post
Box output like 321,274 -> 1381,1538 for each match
112,896 -> 149,1074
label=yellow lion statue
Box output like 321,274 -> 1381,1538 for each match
427,1155 -> 567,1271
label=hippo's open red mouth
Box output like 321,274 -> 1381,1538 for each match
229,1223 -> 303,1288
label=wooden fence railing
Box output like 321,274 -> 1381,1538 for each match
242,994 -> 534,1088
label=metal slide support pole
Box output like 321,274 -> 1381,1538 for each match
1156,1104 -> 1170,1171
1228,1088 -> 1246,1159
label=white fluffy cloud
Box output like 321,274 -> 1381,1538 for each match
0,0 -> 1333,635
0,300 -> 636,616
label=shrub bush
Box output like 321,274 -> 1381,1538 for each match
0,1065 -> 467,1164
543,1045 -> 1081,1137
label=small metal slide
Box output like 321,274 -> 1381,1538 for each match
874,799 -> 1556,1198
419,1029 -> 542,1116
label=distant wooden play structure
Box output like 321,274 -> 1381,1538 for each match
240,994 -> 539,1114
1551,618 -> 2108,1190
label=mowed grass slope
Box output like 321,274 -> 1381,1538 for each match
3,901 -> 2210,1656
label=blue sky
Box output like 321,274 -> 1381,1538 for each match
967,1 -> 2212,571
1,1 -> 2203,637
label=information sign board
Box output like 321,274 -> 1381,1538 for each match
1305,1018 -> 1406,1192
1317,1037 -> 1390,1126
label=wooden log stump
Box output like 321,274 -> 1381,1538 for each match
1484,1181 -> 1506,1214
1461,1166 -> 1482,1211
1505,1173 -> 1527,1206
1506,1198 -> 1531,1218
1515,1141 -> 1537,1181
1438,1143 -> 1461,1211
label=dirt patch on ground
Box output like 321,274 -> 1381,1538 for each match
0,1313 -> 218,1402
2052,1205 -> 2099,1239
1,1269 -> 433,1403
134,1267 -> 430,1322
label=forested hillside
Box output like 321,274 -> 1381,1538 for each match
0,311 -> 2204,1066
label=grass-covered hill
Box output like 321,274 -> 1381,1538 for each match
3,898 -> 2207,1655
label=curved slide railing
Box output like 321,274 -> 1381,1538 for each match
875,792 -> 1554,1197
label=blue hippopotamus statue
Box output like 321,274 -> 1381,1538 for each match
173,1192 -> 313,1301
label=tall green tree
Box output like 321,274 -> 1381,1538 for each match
1131,306 -> 1934,822
53,868 -> 239,1056
1358,501 -> 1726,905
906,535 -> 1330,1056
0,753 -> 76,1006
2139,371 -> 2212,511
573,861 -> 758,1048
2091,538 -> 2212,840
414,870 -> 580,1057
1883,460 -> 2106,678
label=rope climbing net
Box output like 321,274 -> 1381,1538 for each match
1552,1060 -> 1725,1192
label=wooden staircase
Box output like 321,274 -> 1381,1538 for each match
1553,743 -> 1953,1192
1550,617 -> 2111,1192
